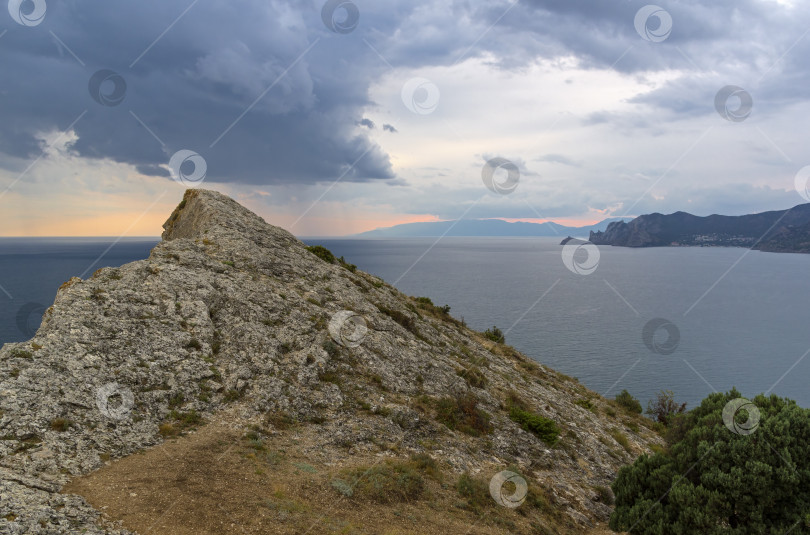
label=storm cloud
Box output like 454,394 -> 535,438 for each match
0,0 -> 398,185
2,0 -> 810,231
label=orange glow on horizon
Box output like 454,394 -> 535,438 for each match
0,205 -> 449,238
0,183 -> 605,238
0,213 -> 608,237
0,209 -> 172,237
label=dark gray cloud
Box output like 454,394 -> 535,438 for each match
485,0 -> 810,73
2,0 -> 809,207
0,0 -> 396,185
135,164 -> 170,178
503,1 -> 810,125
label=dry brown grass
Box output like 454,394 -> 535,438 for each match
64,417 -> 615,535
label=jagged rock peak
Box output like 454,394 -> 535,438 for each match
162,188 -> 295,245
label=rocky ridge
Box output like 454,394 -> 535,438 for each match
1,189 -> 660,534
589,203 -> 810,251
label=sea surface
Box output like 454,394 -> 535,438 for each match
2,236 -> 809,409
312,238 -> 810,409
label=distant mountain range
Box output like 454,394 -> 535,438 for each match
589,203 -> 810,253
355,217 -> 633,238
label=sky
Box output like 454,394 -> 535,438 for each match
1,0 -> 810,236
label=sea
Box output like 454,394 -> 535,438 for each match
2,236 -> 809,409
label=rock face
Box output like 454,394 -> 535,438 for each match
589,204 -> 810,251
755,220 -> 810,253
1,189 -> 661,534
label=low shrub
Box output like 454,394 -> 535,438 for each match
317,370 -> 341,385
645,390 -> 686,425
266,410 -> 297,430
160,410 -> 202,437
615,389 -> 643,414
337,256 -> 357,272
415,296 -> 452,316
322,340 -> 339,359
9,349 -> 33,360
168,392 -> 185,409
505,390 -> 529,411
378,305 -> 417,333
243,430 -> 266,452
458,365 -> 488,388
483,326 -> 505,343
338,460 -> 425,503
170,409 -> 202,426
305,245 -> 336,264
50,418 -> 72,432
508,406 -> 560,446
331,478 -> 354,497
456,472 -> 491,513
435,394 -> 493,436
609,428 -> 632,453
409,453 -> 442,481
594,485 -> 614,505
